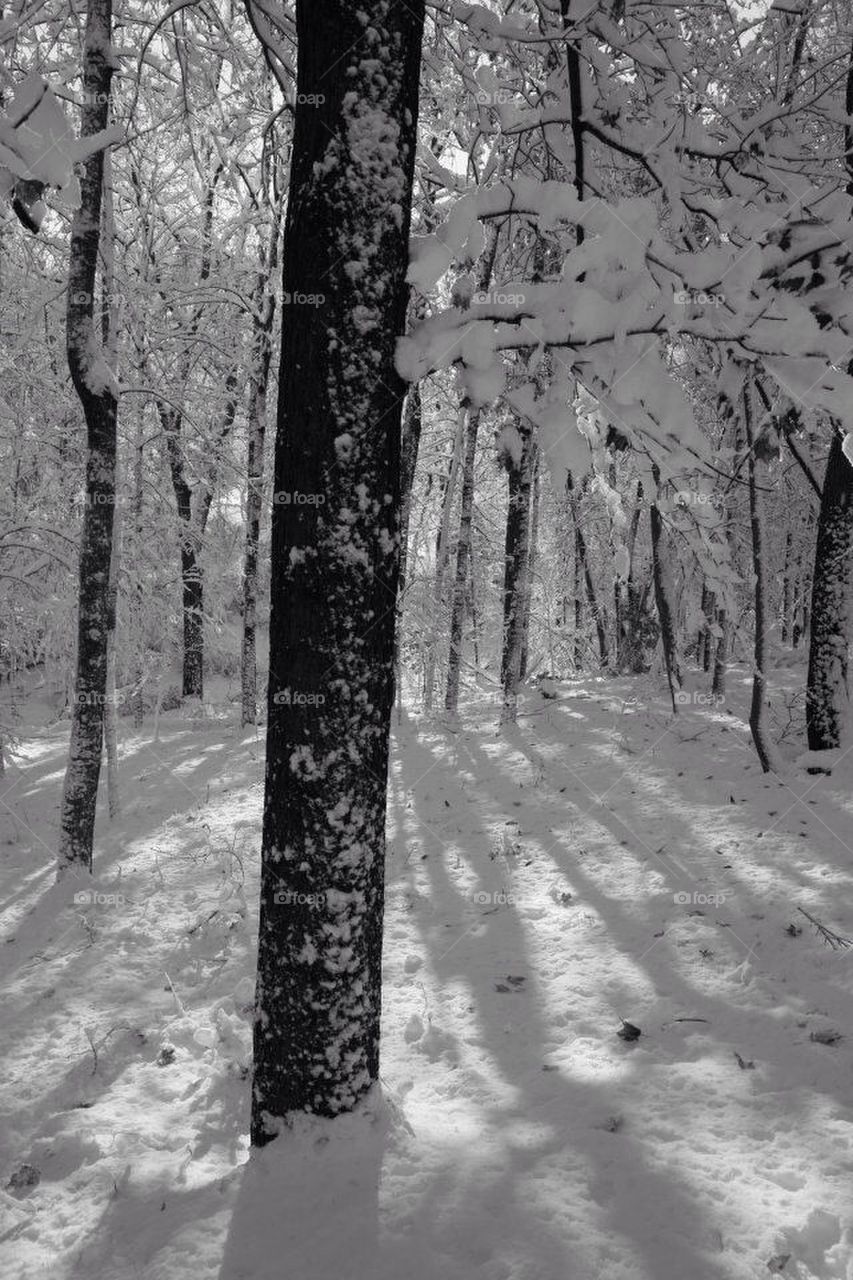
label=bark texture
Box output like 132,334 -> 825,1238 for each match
57,0 -> 117,876
252,0 -> 424,1143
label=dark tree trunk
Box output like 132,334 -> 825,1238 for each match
163,381 -> 238,702
520,450 -> 540,682
743,382 -> 779,772
806,432 -> 853,750
568,472 -> 608,668
423,409 -> 464,710
500,423 -> 535,724
650,466 -> 681,713
781,528 -> 792,645
57,0 -> 116,876
621,481 -> 645,673
445,406 -> 480,712
252,0 -> 424,1144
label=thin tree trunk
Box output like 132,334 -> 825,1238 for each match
520,448 -> 540,682
252,0 -> 424,1143
711,607 -> 728,700
104,505 -> 121,820
781,528 -> 792,645
743,382 -> 779,772
394,379 -> 423,719
650,465 -> 681,714
57,0 -> 117,877
131,405 -> 145,729
568,473 -> 608,668
241,216 -> 280,727
423,406 -> 465,711
445,406 -> 481,712
500,423 -> 536,725
445,227 -> 498,713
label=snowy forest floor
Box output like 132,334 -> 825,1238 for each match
1,667 -> 852,1280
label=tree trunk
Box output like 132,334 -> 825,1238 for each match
422,406 -> 465,711
104,506 -> 120,820
743,382 -> 779,772
241,219 -> 279,727
650,466 -> 682,713
252,0 -> 424,1144
806,432 -> 853,750
781,528 -> 792,645
500,423 -> 536,724
57,0 -> 116,877
520,449 -> 540,682
711,607 -> 728,700
568,473 -> 608,668
445,406 -> 481,712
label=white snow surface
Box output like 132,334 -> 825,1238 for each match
1,670 -> 852,1280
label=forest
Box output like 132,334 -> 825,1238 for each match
1,0 -> 852,1277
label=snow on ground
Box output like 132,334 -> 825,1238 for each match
1,668 -> 852,1280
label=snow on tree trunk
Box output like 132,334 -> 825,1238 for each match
806,431 -> 853,751
251,0 -> 424,1144
57,0 -> 117,877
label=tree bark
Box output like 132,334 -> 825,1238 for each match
57,0 -> 117,876
241,214 -> 280,726
252,0 -> 424,1143
568,472 -> 608,668
445,406 -> 481,713
711,607 -> 728,700
743,381 -> 779,772
500,422 -> 536,724
650,465 -> 682,713
806,432 -> 853,750
422,406 -> 465,711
